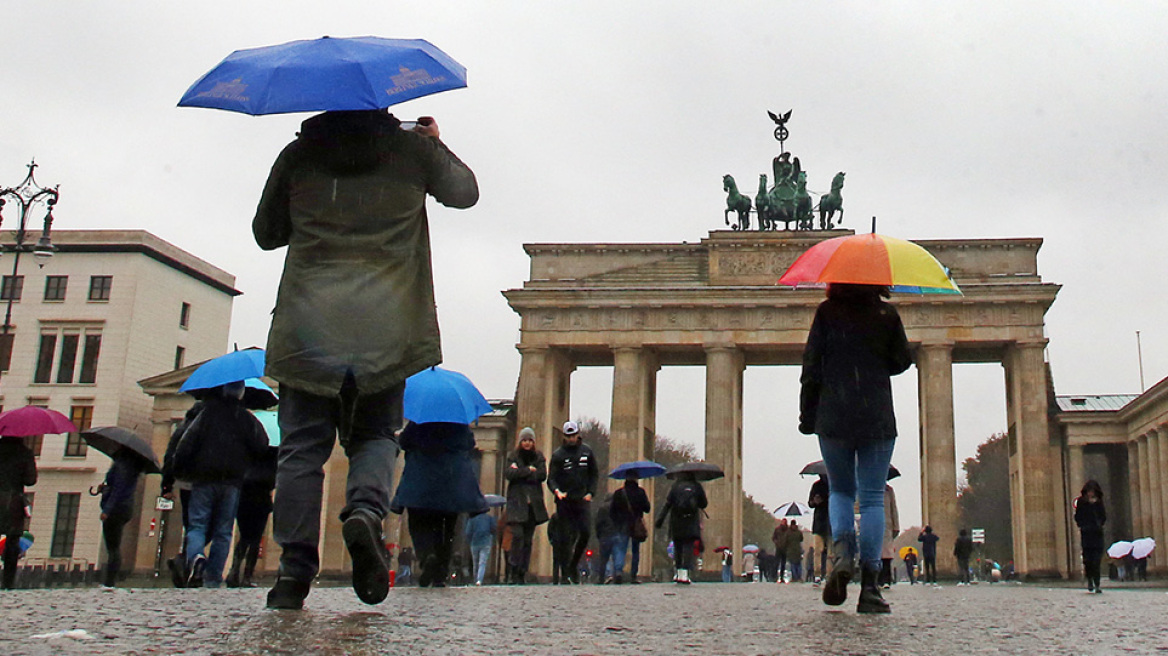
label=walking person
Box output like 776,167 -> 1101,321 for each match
254,109 -> 478,609
98,449 -> 146,588
903,548 -> 918,584
174,382 -> 269,589
772,519 -> 788,582
0,436 -> 36,590
390,421 -> 487,588
548,421 -> 598,584
800,282 -> 913,613
785,521 -> 804,583
721,547 -> 734,583
547,513 -> 572,584
610,471 -> 651,584
160,401 -> 204,587
226,444 -> 278,588
880,483 -> 900,588
655,472 -> 707,584
953,529 -> 974,585
1074,480 -> 1106,593
918,526 -> 940,585
465,508 -> 496,586
504,427 -> 547,584
808,474 -> 831,583
594,494 -> 618,583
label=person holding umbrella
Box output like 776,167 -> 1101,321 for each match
0,435 -> 36,590
504,427 -> 548,584
97,448 -> 148,588
1074,479 -> 1107,593
799,283 -> 912,613
656,470 -> 709,584
609,466 -> 654,584
807,473 -> 831,583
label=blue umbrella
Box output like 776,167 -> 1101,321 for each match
403,366 -> 492,425
609,460 -> 667,480
484,494 -> 507,508
252,410 -> 281,447
180,350 -> 266,393
178,36 -> 467,116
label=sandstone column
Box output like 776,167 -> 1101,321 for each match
1138,435 -> 1152,543
917,343 -> 958,575
1158,427 -> 1168,574
1128,439 -> 1143,539
609,347 -> 659,576
704,345 -> 744,575
1066,443 -> 1086,578
1147,433 -> 1164,572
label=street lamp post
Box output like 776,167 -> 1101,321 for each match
0,160 -> 59,371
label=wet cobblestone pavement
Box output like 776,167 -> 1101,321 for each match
3,581 -> 1168,655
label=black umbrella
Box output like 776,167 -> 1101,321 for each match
664,461 -> 725,482
81,427 -> 161,474
799,460 -> 900,481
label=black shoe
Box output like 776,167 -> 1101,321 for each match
822,540 -> 854,606
167,557 -> 187,589
266,577 -> 311,610
342,509 -> 391,605
187,555 -> 206,589
857,568 -> 891,614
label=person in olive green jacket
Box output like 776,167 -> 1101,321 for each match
254,109 -> 478,610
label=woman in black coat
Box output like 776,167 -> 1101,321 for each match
1074,479 -> 1106,593
655,472 -> 707,584
504,427 -> 548,584
800,283 -> 912,613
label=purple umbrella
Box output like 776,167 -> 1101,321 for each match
0,406 -> 77,436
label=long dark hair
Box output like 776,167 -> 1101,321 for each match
827,283 -> 890,304
1080,479 -> 1104,501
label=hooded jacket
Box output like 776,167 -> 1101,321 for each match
253,110 -> 478,397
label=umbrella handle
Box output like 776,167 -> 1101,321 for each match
88,484 -> 105,497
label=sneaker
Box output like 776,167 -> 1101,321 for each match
167,557 -> 187,589
266,577 -> 311,610
342,509 -> 391,605
187,554 -> 206,588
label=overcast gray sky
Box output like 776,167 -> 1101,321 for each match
4,2 -> 1166,527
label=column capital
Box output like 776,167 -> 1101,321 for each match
702,343 -> 740,353
516,345 -> 550,355
1011,339 -> 1049,350
917,341 -> 955,351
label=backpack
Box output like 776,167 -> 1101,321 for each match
674,483 -> 700,516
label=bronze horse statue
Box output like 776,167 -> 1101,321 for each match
817,171 -> 845,229
723,174 -> 752,230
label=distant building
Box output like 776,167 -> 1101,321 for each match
2,230 -> 238,576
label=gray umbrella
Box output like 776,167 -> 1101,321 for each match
664,461 -> 725,482
81,426 -> 161,474
799,460 -> 900,480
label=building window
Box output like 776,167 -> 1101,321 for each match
0,330 -> 12,373
44,276 -> 67,301
64,405 -> 93,457
33,328 -> 102,385
1,275 -> 24,301
50,493 -> 81,558
88,276 -> 113,301
25,435 -> 43,457
180,302 -> 191,329
174,346 -> 185,370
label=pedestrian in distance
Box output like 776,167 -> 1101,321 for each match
160,401 -> 204,587
880,483 -> 900,588
807,474 -> 831,583
742,549 -> 758,582
390,421 -> 488,588
800,282 -> 913,613
610,470 -> 651,584
254,108 -> 477,610
1073,479 -> 1106,593
465,507 -> 496,586
504,427 -> 548,584
953,529 -> 974,586
655,471 -> 707,584
547,512 -> 572,585
173,382 -> 269,589
548,420 -> 599,584
903,548 -> 918,584
98,448 -> 147,588
721,547 -> 734,583
593,493 -> 618,583
772,519 -> 788,582
785,521 -> 804,583
0,435 -> 36,590
918,525 -> 940,585
226,444 -> 278,588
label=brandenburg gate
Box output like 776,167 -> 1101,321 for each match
504,229 -> 1067,579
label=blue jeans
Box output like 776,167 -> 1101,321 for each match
722,564 -> 732,582
186,482 -> 241,587
611,532 -> 630,577
471,541 -> 492,584
818,436 -> 895,571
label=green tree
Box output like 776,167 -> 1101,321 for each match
957,432 -> 1014,565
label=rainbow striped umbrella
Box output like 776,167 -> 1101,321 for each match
778,233 -> 960,294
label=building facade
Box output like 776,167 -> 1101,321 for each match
2,230 -> 238,577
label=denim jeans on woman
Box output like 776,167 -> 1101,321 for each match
818,436 -> 895,571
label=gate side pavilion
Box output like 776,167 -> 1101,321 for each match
504,229 -> 1067,579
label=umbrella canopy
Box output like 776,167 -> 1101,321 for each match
81,427 -> 161,474
179,36 -> 467,116
898,546 -> 918,560
609,460 -> 667,480
772,501 -> 812,517
713,546 -> 731,553
243,378 -> 278,410
799,460 -> 900,480
403,366 -> 492,425
0,532 -> 33,555
742,544 -> 760,554
778,232 -> 960,294
0,406 -> 77,437
252,410 -> 281,447
484,494 -> 507,508
180,349 -> 266,393
665,461 -> 725,482
1107,540 -> 1133,559
1132,537 -> 1156,559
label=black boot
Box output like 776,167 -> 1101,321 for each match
822,539 -> 854,606
225,544 -> 246,588
857,567 -> 891,614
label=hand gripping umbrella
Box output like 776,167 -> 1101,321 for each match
81,427 -> 162,474
0,406 -> 77,436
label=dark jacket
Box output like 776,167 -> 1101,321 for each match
655,479 -> 707,541
173,396 -> 268,486
0,437 -> 36,529
954,535 -> 974,560
253,110 -> 479,397
464,511 -> 496,548
808,477 -> 831,537
161,402 -> 204,495
100,455 -> 142,517
918,530 -> 940,559
391,422 -> 487,515
548,442 -> 599,501
1074,497 -> 1107,553
799,294 -> 912,441
610,482 -> 651,534
505,448 -> 548,525
594,499 -> 617,541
